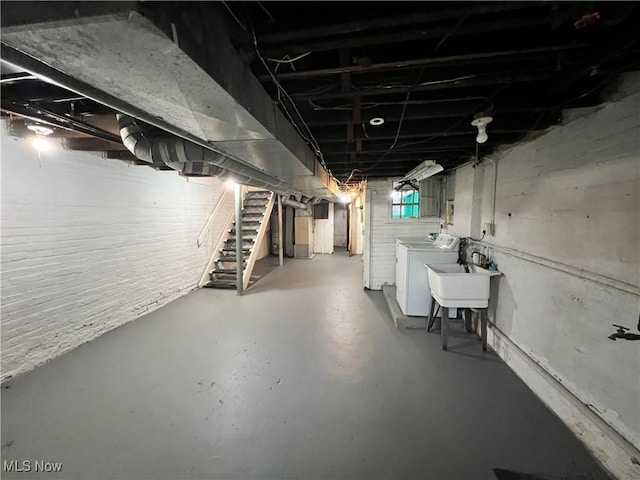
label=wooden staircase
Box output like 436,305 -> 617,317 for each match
204,190 -> 274,290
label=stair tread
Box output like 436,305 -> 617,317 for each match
204,281 -> 236,289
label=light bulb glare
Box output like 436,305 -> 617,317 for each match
32,136 -> 52,152
225,178 -> 236,190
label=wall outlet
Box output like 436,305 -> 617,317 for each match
483,223 -> 495,236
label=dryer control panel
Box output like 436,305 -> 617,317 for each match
433,234 -> 460,251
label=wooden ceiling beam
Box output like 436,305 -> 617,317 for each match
261,14 -> 554,56
289,71 -> 552,101
261,45 -> 589,81
257,3 -> 531,44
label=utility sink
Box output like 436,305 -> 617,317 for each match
425,263 -> 501,308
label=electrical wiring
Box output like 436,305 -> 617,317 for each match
266,51 -> 312,64
354,74 -> 479,92
256,1 -> 274,22
221,1 -> 248,31
252,34 -> 317,146
251,30 -> 346,186
308,100 -> 385,111
342,14 -> 473,181
308,96 -> 494,112
389,82 -> 509,151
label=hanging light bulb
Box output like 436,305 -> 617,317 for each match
471,115 -> 493,144
475,125 -> 488,144
32,136 -> 52,152
26,124 -> 55,152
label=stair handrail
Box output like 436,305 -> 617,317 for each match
198,197 -> 236,287
197,190 -> 230,248
242,192 -> 276,291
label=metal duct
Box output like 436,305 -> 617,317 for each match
116,114 -> 289,192
0,6 -> 341,201
280,196 -> 308,210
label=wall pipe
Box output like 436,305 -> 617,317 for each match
484,156 -> 498,227
119,115 -> 320,218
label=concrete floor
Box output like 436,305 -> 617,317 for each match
1,252 -> 607,479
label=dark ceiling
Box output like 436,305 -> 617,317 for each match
241,1 -> 640,182
1,2 -> 639,184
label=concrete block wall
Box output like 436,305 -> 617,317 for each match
1,132 -> 233,381
451,73 -> 640,475
364,179 -> 441,289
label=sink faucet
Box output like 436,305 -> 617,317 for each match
608,324 -> 640,341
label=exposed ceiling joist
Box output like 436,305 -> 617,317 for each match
261,14 -> 557,56
260,45 -> 589,81
287,72 -> 554,101
256,3 -> 531,44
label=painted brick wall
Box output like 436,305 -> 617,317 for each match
1,131 -> 233,381
451,73 -> 640,469
364,179 -> 441,289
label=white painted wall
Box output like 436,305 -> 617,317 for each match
313,202 -> 334,254
0,132 -> 232,381
451,74 -> 640,476
364,179 -> 441,289
350,193 -> 365,255
334,202 -> 348,247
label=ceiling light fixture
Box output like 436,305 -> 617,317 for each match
471,115 -> 493,144
400,160 -> 443,183
369,117 -> 384,126
26,124 -> 54,136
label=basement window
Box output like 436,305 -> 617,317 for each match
313,202 -> 329,219
391,182 -> 419,219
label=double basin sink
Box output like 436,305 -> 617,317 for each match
425,263 -> 501,308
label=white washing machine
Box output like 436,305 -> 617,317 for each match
395,234 -> 459,316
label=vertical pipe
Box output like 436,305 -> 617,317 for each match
346,202 -> 351,256
278,195 -> 284,266
235,183 -> 243,295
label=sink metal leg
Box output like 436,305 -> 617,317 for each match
427,295 -> 436,332
464,308 -> 473,332
441,307 -> 449,351
481,308 -> 488,352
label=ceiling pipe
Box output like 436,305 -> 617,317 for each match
280,196 -> 308,210
116,114 -> 289,192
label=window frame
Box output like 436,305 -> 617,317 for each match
390,181 -> 420,219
